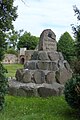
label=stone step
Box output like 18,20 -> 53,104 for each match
24,60 -> 59,71
8,79 -> 64,97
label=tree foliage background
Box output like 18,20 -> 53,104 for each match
64,6 -> 80,112
0,0 -> 17,110
72,5 -> 80,74
57,32 -> 75,65
0,0 -> 17,60
17,31 -> 39,50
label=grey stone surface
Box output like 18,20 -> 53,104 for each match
38,82 -> 64,97
38,51 -> 49,60
37,61 -> 58,71
46,72 -> 56,84
8,79 -> 64,97
56,67 -> 72,84
24,61 -> 37,70
15,69 -> 24,82
34,70 -> 45,84
50,62 -> 59,71
58,52 -> 64,61
38,29 -> 57,51
37,61 -> 49,70
48,51 -> 59,61
31,51 -> 39,60
22,70 -> 32,83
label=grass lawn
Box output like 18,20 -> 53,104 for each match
3,63 -> 23,77
0,95 -> 79,120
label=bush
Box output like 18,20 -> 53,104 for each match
0,63 -> 8,110
64,75 -> 80,110
73,60 -> 80,74
6,48 -> 18,56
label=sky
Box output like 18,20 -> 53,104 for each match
13,0 -> 80,40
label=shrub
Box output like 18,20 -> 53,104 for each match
73,60 -> 80,74
0,63 -> 8,110
6,48 -> 18,56
64,75 -> 80,110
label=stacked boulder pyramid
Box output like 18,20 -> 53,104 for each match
9,29 -> 72,97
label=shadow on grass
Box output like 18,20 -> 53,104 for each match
62,108 -> 80,120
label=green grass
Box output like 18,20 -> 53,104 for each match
0,95 -> 79,120
3,64 -> 23,77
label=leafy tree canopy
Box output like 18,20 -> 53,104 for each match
72,5 -> 80,60
17,31 -> 39,50
57,32 -> 75,63
0,0 -> 17,111
71,6 -> 80,74
0,0 -> 17,60
5,29 -> 23,50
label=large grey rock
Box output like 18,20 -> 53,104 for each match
31,51 -> 39,60
34,70 -> 45,84
38,51 -> 49,60
58,52 -> 64,61
38,29 -> 57,51
8,78 -> 26,96
56,67 -> 72,84
17,86 -> 37,97
38,83 -> 64,97
22,70 -> 32,83
24,60 -> 37,70
46,72 -> 56,84
48,51 -> 59,61
15,69 -> 24,82
37,61 -> 49,70
8,79 -> 37,96
63,60 -> 72,72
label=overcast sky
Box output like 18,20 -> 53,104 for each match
13,0 -> 80,40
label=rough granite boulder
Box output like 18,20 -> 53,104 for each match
38,29 -> 57,51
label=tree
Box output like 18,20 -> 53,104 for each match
17,31 -> 39,50
72,6 -> 80,60
64,6 -> 80,113
6,29 -> 23,50
0,0 -> 17,60
71,6 -> 80,74
0,0 -> 17,110
57,32 -> 75,64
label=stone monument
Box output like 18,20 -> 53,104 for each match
8,29 -> 72,97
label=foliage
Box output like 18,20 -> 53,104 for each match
6,47 -> 18,56
0,0 -> 17,60
0,0 -> 17,110
17,31 -> 39,50
0,63 -> 8,111
6,29 -> 23,50
64,75 -> 80,110
57,32 -> 75,64
72,6 -> 80,74
73,60 -> 80,74
0,95 -> 79,120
